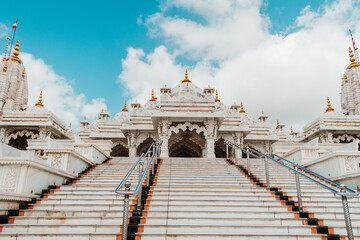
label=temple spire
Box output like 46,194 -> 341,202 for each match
239,101 -> 245,113
349,47 -> 356,63
325,96 -> 334,112
122,100 -> 128,112
149,89 -> 156,102
35,91 -> 44,107
3,37 -> 10,61
182,69 -> 191,83
13,40 -> 20,57
215,90 -> 220,102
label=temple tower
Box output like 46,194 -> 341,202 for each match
341,47 -> 360,115
0,40 -> 28,113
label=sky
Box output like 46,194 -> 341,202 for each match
0,0 -> 359,131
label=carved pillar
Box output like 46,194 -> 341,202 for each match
159,118 -> 170,158
160,137 -> 169,158
205,119 -> 217,158
127,132 -> 137,157
233,133 -> 243,159
205,137 -> 215,158
129,146 -> 136,157
0,128 -> 7,143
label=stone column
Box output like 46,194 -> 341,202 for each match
206,137 -> 215,158
129,145 -> 136,157
160,137 -> 169,158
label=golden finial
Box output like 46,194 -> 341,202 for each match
84,116 -> 86,120
182,69 -> 191,83
13,40 -> 20,57
69,123 -> 72,129
149,89 -> 156,101
325,96 -> 334,112
101,108 -> 104,113
3,37 -> 10,61
3,62 -> 7,72
35,91 -> 44,107
291,125 -> 293,133
349,47 -> 356,63
262,110 -> 264,115
214,90 -> 220,102
344,74 -> 348,83
277,119 -> 279,125
122,100 -> 128,112
239,101 -> 245,113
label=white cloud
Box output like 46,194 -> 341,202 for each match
21,53 -> 106,127
118,0 -> 360,132
0,23 -> 11,39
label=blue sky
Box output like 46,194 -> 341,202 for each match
1,0 -> 357,130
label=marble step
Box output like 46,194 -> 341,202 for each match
0,232 -> 119,240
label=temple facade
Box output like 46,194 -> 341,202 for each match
1,40 -> 360,212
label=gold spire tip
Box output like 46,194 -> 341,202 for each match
149,89 -> 156,101
182,69 -> 191,83
13,40 -> 20,57
215,89 -> 220,102
122,100 -> 128,112
291,125 -> 293,133
35,91 -> 44,107
240,101 -> 245,113
325,96 -> 334,112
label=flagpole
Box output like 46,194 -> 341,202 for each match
8,19 -> 18,57
349,29 -> 359,63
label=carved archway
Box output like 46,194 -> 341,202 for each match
111,141 -> 129,157
8,135 -> 29,150
137,137 -> 155,156
215,138 -> 228,158
7,130 -> 39,150
169,129 -> 205,157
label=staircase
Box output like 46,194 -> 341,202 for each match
135,158 -> 357,239
0,157 -> 139,240
0,157 -> 359,239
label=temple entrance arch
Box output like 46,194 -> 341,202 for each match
111,141 -> 129,157
137,137 -> 155,156
8,135 -> 29,150
215,138 -> 228,158
169,129 -> 205,157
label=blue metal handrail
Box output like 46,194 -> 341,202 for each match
115,139 -> 162,195
225,140 -> 358,196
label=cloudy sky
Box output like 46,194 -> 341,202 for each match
0,0 -> 359,131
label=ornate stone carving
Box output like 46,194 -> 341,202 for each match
344,156 -> 356,173
52,154 -> 62,168
0,166 -> 19,192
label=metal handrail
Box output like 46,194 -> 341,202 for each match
273,154 -> 354,192
225,140 -> 357,196
225,140 -> 358,240
115,139 -> 162,240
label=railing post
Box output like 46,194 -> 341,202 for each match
246,147 -> 250,170
226,143 -> 229,159
121,181 -> 131,240
294,163 -> 303,210
264,154 -> 270,187
340,184 -> 354,240
137,160 -> 144,209
146,154 -> 150,186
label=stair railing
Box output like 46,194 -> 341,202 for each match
225,140 -> 358,240
115,139 -> 162,240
